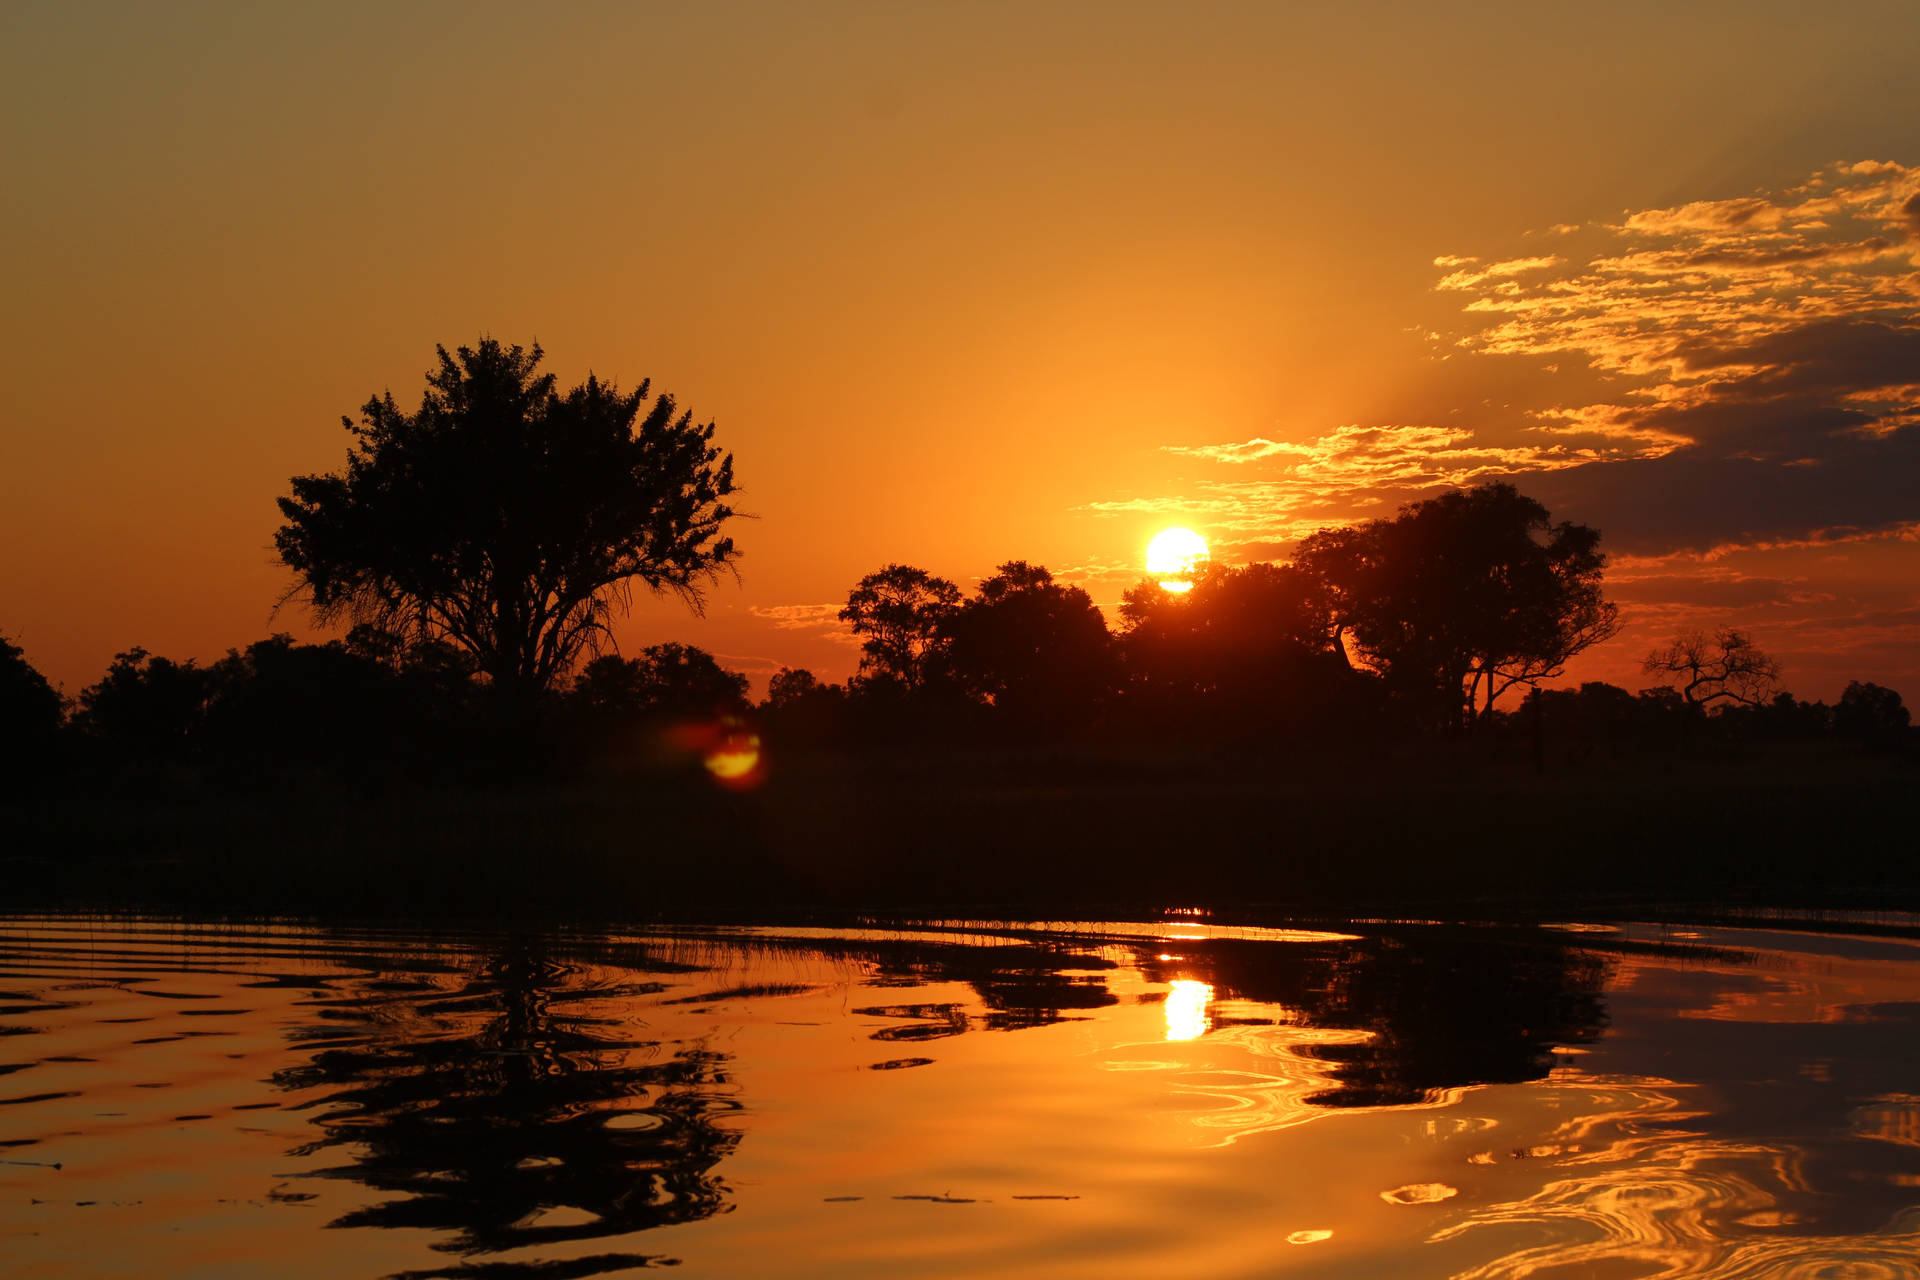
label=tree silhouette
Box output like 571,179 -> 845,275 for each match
1835,680 -> 1910,751
942,561 -> 1115,732
275,340 -> 738,699
73,647 -> 213,757
1295,483 -> 1616,730
0,633 -> 63,780
1117,563 -> 1348,730
765,667 -> 823,709
1642,628 -> 1781,709
839,564 -> 961,694
572,643 -> 749,719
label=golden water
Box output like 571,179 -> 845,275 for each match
3,916 -> 1918,1278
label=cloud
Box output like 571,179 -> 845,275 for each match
1433,255 -> 1564,291
748,603 -> 849,635
713,652 -> 788,677
1451,161 -> 1920,385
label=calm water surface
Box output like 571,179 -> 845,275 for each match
3,914 -> 1919,1278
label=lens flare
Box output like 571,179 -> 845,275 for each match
703,724 -> 763,788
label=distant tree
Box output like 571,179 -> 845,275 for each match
942,561 -> 1116,731
1715,690 -> 1834,741
839,564 -> 961,694
274,340 -> 739,700
198,633 -> 472,777
760,666 -> 847,744
1641,628 -> 1780,710
73,648 -> 213,757
1,633 -> 64,778
1834,681 -> 1910,751
572,644 -> 748,719
765,667 -> 832,710
1294,484 -> 1617,730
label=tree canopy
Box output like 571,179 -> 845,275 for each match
275,340 -> 738,697
942,561 -> 1116,729
839,564 -> 962,694
572,643 -> 750,719
1295,483 -> 1617,729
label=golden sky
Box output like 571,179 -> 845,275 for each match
4,1 -> 1918,699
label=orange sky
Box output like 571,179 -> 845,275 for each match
4,2 -> 1918,701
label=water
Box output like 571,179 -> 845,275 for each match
3,914 -> 1919,1278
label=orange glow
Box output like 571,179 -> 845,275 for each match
1146,528 -> 1209,593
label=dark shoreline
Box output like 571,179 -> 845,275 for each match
6,739 -> 1913,925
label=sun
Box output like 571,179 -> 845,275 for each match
1146,527 -> 1209,593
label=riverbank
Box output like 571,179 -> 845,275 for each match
5,740 -> 1912,920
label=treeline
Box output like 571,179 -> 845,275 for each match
2,492 -> 1910,792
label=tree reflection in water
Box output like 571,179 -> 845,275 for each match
272,938 -> 740,1276
265,923 -> 1615,1275
1144,928 -> 1612,1105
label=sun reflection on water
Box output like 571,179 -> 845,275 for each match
1165,979 -> 1213,1041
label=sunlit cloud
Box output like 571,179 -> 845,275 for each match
1448,160 -> 1920,390
749,603 -> 842,630
1433,254 -> 1564,291
746,603 -> 860,647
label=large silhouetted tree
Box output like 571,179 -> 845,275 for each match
840,564 -> 961,694
1642,628 -> 1780,710
1295,483 -> 1617,730
275,340 -> 738,699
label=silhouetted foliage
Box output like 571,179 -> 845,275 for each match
203,635 -> 398,772
1711,690 -> 1835,742
1642,627 -> 1781,709
1835,681 -> 1911,752
941,561 -> 1116,734
1117,563 -> 1359,737
758,667 -> 847,745
765,667 -> 823,710
1515,681 -> 1705,755
196,633 -> 481,779
839,564 -> 961,696
0,633 -> 63,781
73,647 -> 214,759
572,644 -> 749,720
1295,483 -> 1617,730
275,340 -> 738,699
